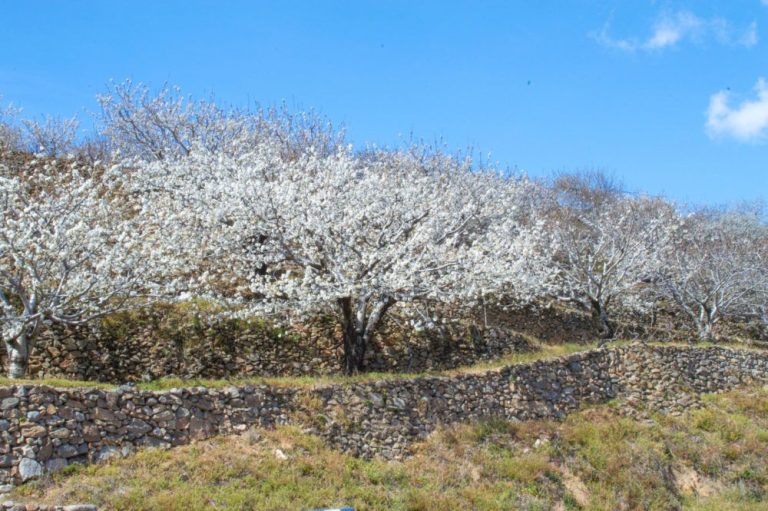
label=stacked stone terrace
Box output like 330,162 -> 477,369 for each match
0,343 -> 766,487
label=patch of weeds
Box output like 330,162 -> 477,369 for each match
472,418 -> 518,444
562,493 -> 582,510
490,453 -> 551,484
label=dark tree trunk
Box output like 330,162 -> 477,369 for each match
338,297 -> 366,375
337,294 -> 396,375
589,297 -> 614,341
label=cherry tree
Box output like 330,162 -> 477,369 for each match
97,81 -> 342,162
22,115 -> 79,158
1,98 -> 83,159
0,153 -> 159,378
548,172 -> 674,338
757,236 -> 768,334
128,139 -> 553,374
654,209 -> 766,341
0,100 -> 23,153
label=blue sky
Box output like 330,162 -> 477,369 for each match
0,0 -> 766,204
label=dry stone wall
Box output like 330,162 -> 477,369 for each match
3,302 -> 764,384
309,344 -> 768,458
0,344 -> 766,487
2,314 -> 532,383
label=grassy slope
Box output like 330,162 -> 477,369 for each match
12,386 -> 768,511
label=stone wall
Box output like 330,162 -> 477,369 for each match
0,383 -> 297,486
304,344 -> 768,458
0,343 -> 767,486
0,307 -> 535,383
6,299 -> 760,383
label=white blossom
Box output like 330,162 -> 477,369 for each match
0,154 -> 161,378
127,136 -> 553,373
654,208 -> 767,341
547,172 -> 674,338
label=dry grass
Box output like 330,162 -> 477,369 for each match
11,387 -> 768,510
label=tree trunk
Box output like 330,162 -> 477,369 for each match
337,294 -> 396,375
589,298 -> 614,340
342,326 -> 366,375
697,320 -> 715,342
695,307 -> 716,343
338,297 -> 365,375
5,336 -> 30,379
338,302 -> 357,375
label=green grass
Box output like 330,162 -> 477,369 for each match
12,387 -> 768,510
0,377 -> 115,389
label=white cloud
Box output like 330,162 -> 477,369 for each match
593,11 -> 758,52
740,22 -> 759,47
646,11 -> 702,49
706,78 -> 768,142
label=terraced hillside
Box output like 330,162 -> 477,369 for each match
1,342 -> 768,510
8,386 -> 768,510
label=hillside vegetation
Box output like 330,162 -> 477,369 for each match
10,386 -> 768,511
0,81 -> 766,511
1,82 -> 766,382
